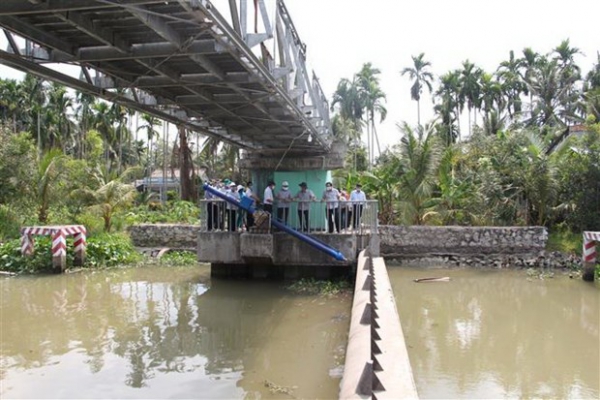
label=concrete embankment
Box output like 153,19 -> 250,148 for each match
379,226 -> 563,268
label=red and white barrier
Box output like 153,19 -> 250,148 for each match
583,231 -> 599,263
20,225 -> 87,271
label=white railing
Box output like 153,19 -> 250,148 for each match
198,199 -> 378,234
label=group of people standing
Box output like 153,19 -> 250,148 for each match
204,179 -> 367,233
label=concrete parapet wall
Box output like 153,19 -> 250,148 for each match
198,232 -> 241,263
272,233 -> 358,266
128,224 -> 370,266
340,251 -> 371,399
128,223 -> 200,248
380,226 -> 547,258
340,250 -> 418,399
199,232 -> 361,266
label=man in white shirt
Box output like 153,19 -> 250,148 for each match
322,182 -> 341,233
350,183 -> 367,229
276,181 -> 292,225
294,182 -> 316,232
263,180 -> 275,214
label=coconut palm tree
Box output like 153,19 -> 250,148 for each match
520,131 -> 558,225
35,149 -> 66,223
525,58 -> 568,132
401,53 -> 434,127
552,39 -> 582,124
585,52 -> 600,91
137,113 -> 162,179
331,77 -> 364,129
71,166 -> 139,232
431,145 -> 476,224
395,122 -> 441,224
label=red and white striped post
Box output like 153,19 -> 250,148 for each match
51,230 -> 67,271
73,228 -> 86,266
582,231 -> 599,282
20,225 -> 87,272
20,233 -> 34,256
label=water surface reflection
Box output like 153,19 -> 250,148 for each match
1,265 -> 350,399
389,267 -> 600,399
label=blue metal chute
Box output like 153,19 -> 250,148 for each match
202,184 -> 346,262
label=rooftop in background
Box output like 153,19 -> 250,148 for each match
0,0 -> 332,153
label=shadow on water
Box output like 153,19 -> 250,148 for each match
0,265 -> 350,399
388,266 -> 600,399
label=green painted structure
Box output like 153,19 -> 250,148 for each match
251,170 -> 332,230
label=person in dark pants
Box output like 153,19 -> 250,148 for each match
226,182 -> 239,232
294,182 -> 316,232
263,180 -> 275,214
205,182 -> 219,231
322,182 -> 341,233
276,181 -> 292,225
350,183 -> 366,230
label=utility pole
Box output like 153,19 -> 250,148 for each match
162,121 -> 168,203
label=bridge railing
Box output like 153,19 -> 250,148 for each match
198,199 -> 378,234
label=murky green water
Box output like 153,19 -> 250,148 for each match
0,265 -> 350,399
389,266 -> 600,399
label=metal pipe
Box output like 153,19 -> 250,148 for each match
203,184 -> 346,261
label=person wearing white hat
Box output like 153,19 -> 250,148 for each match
276,181 -> 292,225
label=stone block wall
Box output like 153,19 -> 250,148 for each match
380,226 -> 548,257
128,224 -> 200,248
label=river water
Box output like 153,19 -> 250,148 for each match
389,266 -> 600,399
2,264 -> 598,399
0,265 -> 350,399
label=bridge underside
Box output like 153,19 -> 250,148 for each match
0,0 -> 333,153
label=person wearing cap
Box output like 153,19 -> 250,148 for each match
245,181 -> 260,228
263,180 -> 276,214
294,182 -> 316,232
340,189 -> 351,230
275,181 -> 293,225
226,182 -> 239,232
321,182 -> 341,233
350,183 -> 367,230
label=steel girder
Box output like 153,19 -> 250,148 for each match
0,0 -> 332,153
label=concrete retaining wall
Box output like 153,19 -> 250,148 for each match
128,224 -> 200,248
128,224 -> 553,268
197,231 -> 361,266
380,225 -> 547,257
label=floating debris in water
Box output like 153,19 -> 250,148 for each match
264,379 -> 297,397
413,277 -> 450,283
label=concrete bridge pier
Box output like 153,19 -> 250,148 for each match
239,144 -> 346,197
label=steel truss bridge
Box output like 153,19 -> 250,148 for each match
0,0 -> 332,153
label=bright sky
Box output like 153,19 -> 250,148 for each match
285,0 -> 600,150
1,0 -> 599,152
